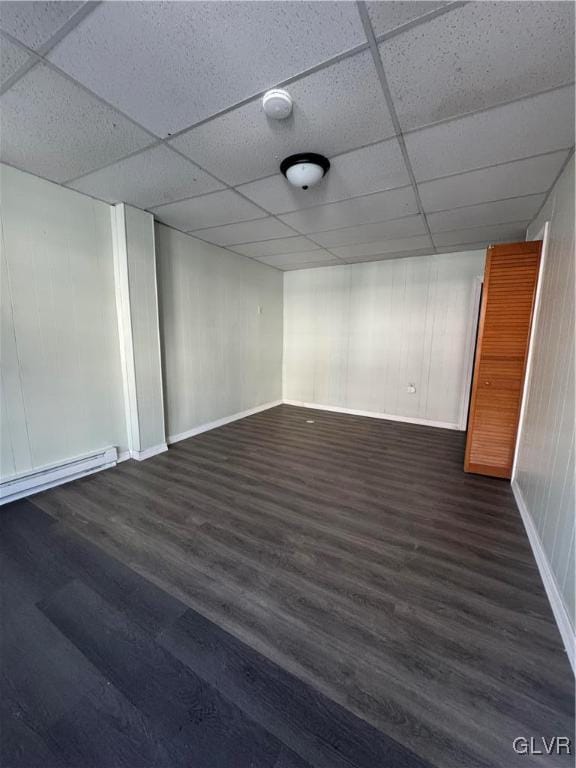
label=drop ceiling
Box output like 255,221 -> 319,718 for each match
0,1 -> 574,271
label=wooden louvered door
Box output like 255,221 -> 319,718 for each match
464,241 -> 541,478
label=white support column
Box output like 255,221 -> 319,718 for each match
111,204 -> 167,460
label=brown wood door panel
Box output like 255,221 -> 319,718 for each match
464,241 -> 541,478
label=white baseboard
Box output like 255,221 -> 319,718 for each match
118,444 -> 168,462
0,447 -> 118,506
282,400 -> 462,431
131,443 -> 168,461
512,480 -> 575,674
167,399 -> 282,445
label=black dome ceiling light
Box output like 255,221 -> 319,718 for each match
280,153 -> 330,191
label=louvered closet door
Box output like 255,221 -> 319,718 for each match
465,241 -> 541,478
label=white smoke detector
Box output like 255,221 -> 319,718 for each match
262,89 -> 293,120
280,153 -> 331,190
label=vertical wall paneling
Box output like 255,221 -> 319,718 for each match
0,164 -> 128,481
111,204 -> 167,459
283,250 -> 485,429
513,156 -> 575,666
155,224 -> 283,442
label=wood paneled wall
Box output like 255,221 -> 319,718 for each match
155,224 -> 283,442
515,155 -> 575,631
283,250 -> 485,428
0,165 -> 128,480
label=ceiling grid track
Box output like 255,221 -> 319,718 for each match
356,1 -> 436,254
1,1 -> 573,269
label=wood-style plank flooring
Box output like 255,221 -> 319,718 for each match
6,405 -> 574,767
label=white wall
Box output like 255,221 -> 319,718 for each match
155,224 -> 283,441
515,156 -> 575,637
0,164 -> 127,479
283,250 -> 485,428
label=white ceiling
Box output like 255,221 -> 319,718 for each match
0,1 -> 574,271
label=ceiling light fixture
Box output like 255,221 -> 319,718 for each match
262,89 -> 293,120
280,153 -> 330,190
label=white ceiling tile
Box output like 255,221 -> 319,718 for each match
0,36 -> 31,86
48,1 -> 366,137
281,259 -> 343,271
344,247 -> 435,264
405,86 -> 575,181
433,222 -> 530,248
170,52 -> 395,185
331,234 -> 433,260
236,138 -> 410,214
0,64 -> 152,183
427,195 -> 545,233
279,187 -> 418,234
231,236 -> 321,259
434,243 -> 491,255
151,189 -> 264,231
68,145 -> 224,208
419,151 -> 569,213
191,217 -> 296,247
380,1 -> 575,130
258,250 -> 340,269
311,214 -> 428,248
0,1 -> 83,49
367,2 -> 449,37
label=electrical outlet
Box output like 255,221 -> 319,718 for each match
407,383 -> 416,394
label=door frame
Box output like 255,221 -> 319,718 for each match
511,221 -> 550,481
458,275 -> 483,431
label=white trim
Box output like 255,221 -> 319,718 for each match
512,221 -> 549,481
111,203 -> 141,454
282,400 -> 461,430
512,480 -> 575,674
0,447 -> 118,505
167,400 -> 282,444
131,443 -> 168,461
458,275 -> 483,430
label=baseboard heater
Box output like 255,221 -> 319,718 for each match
0,447 -> 118,506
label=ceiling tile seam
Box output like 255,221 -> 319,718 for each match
227,239 -> 324,254
356,1 -> 436,252
0,29 -> 161,141
429,217 -> 533,238
150,181 -> 415,220
300,211 -> 537,243
526,146 -> 575,232
414,147 -> 574,186
163,41 -> 372,143
401,80 -> 576,141
186,133 -> 400,192
36,2 -> 102,57
421,191 -> 551,217
0,55 -> 38,95
0,3 -> 101,94
63,114 -> 399,196
162,146 -> 573,221
165,144 -> 311,242
62,140 -> 165,185
154,219 -> 284,271
297,211 -> 425,241
374,1 -> 469,45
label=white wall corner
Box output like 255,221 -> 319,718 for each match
111,203 -> 167,461
512,480 -> 575,674
111,203 -> 141,454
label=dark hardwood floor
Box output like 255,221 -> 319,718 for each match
3,405 -> 574,767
